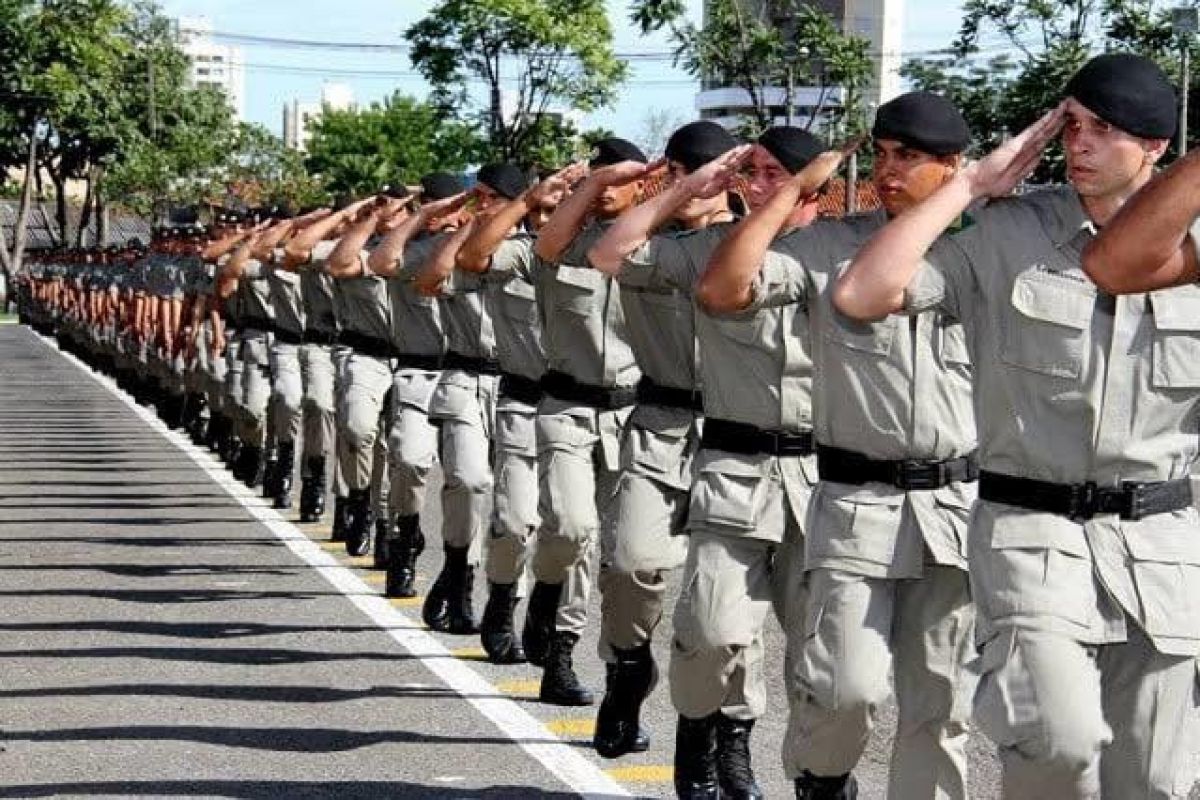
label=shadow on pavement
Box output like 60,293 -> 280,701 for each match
0,682 -> 508,703
0,620 -> 390,638
0,781 -> 608,799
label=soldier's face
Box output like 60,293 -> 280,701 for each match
1062,99 -> 1165,200
745,146 -> 791,211
871,139 -> 959,216
595,180 -> 641,218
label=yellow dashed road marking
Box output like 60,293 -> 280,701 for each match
361,573 -> 386,586
388,596 -> 424,608
605,765 -> 674,783
493,679 -> 540,696
545,718 -> 596,737
451,646 -> 488,661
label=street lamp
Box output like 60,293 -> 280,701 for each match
1172,6 -> 1198,156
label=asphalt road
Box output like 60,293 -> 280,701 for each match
0,323 -> 1195,799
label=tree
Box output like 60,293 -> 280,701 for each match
631,0 -> 873,138
304,92 -> 487,193
406,0 -> 628,167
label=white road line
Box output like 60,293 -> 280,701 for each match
34,332 -> 632,800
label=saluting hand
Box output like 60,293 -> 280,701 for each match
591,158 -> 665,188
964,104 -> 1065,200
679,144 -> 754,199
530,162 -> 588,206
787,137 -> 863,199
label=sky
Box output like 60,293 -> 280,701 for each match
156,0 -> 967,139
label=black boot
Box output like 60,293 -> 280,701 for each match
539,631 -> 594,706
244,445 -> 265,489
344,489 -> 373,557
232,441 -> 255,481
330,496 -> 349,542
224,435 -> 242,471
372,517 -> 393,570
793,771 -> 858,799
206,412 -> 226,452
422,545 -> 478,634
593,642 -> 656,758
716,714 -> 763,799
261,446 -> 280,498
299,457 -> 327,523
674,714 -> 720,799
272,441 -> 295,510
385,514 -> 425,598
480,582 -> 526,664
521,581 -> 561,668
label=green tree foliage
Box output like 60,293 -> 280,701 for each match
631,0 -> 873,138
303,92 -> 487,193
406,0 -> 627,168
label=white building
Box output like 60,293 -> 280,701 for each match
178,16 -> 245,121
283,83 -> 357,152
695,0 -> 904,131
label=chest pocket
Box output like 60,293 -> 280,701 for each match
939,318 -> 971,366
706,310 -> 771,348
1001,270 -> 1094,379
1149,287 -> 1200,388
553,265 -> 602,316
823,309 -> 897,356
500,278 -> 539,323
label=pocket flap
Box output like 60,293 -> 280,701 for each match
555,264 -> 603,290
502,278 -> 537,301
1010,272 -> 1095,330
697,451 -> 769,478
1150,287 -> 1200,331
1123,513 -> 1200,564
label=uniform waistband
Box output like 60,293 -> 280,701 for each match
636,376 -> 703,413
541,370 -> 637,410
498,372 -> 544,406
979,471 -> 1193,521
443,351 -> 502,375
817,445 -> 978,491
701,418 -> 814,457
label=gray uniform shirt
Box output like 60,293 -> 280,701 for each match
266,260 -> 305,336
906,185 -> 1200,654
388,234 -> 446,358
756,210 -> 977,577
540,220 -> 640,389
237,258 -> 275,327
301,240 -> 339,335
483,234 -> 546,382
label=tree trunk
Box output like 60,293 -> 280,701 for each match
97,194 -> 109,248
75,170 -> 96,249
9,124 -> 39,274
52,174 -> 68,247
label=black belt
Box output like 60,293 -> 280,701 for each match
443,351 -> 503,375
339,330 -> 395,360
817,445 -> 978,490
272,325 -> 304,345
240,315 -> 273,333
701,418 -> 814,457
541,369 -> 637,410
303,328 -> 338,346
636,377 -> 703,412
394,352 -> 443,371
979,471 -> 1193,521
499,372 -> 544,406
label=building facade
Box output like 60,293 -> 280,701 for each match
178,16 -> 246,121
695,0 -> 903,131
283,83 -> 357,152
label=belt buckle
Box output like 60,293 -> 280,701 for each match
1119,481 -> 1145,521
1068,481 -> 1099,521
896,460 -> 941,491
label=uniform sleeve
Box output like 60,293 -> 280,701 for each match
397,237 -> 436,279
486,236 -> 534,280
903,226 -> 977,321
743,235 -> 810,312
310,240 -> 337,266
618,233 -> 701,292
1189,217 -> 1200,271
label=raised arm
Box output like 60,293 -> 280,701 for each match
216,235 -> 258,299
416,221 -> 476,297
833,107 -> 1064,321
1083,149 -> 1200,294
458,164 -> 584,272
201,228 -> 253,263
326,208 -> 384,280
590,147 -> 750,276
697,148 -> 848,314
534,160 -> 656,263
251,218 -> 296,262
364,193 -> 467,278
282,204 -> 358,268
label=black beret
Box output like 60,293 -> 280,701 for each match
665,120 -> 739,173
379,181 -> 411,200
589,137 -> 647,167
1065,53 -> 1177,139
872,91 -> 971,156
331,193 -> 354,212
421,172 -> 465,200
477,163 -> 528,200
757,126 -> 825,174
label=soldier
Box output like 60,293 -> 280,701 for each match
706,92 -> 980,799
589,126 -> 827,797
835,55 -> 1199,799
455,163 -> 584,663
527,138 -> 651,706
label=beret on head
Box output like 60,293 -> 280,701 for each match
589,137 -> 648,167
477,163 -> 528,200
421,171 -> 465,201
379,181 -> 411,200
665,120 -> 739,173
1065,53 -> 1177,139
872,91 -> 971,156
757,126 -> 825,174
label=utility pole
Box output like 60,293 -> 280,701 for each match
1172,7 -> 1197,156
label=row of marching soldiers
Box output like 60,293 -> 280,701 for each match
16,50 -> 1200,800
